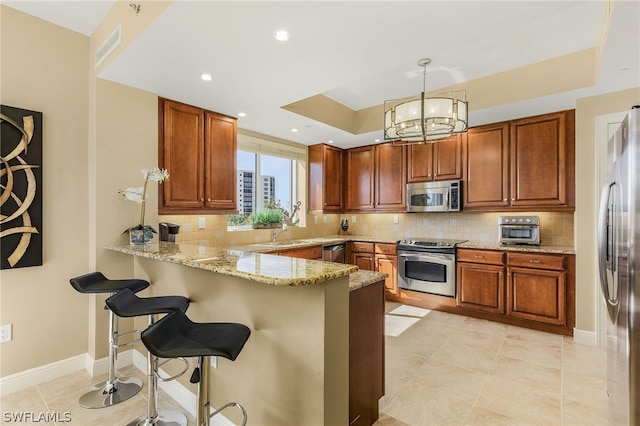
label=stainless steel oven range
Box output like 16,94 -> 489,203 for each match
397,239 -> 467,298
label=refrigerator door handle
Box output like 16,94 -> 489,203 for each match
598,179 -> 619,320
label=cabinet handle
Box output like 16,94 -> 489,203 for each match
503,198 -> 507,202
499,272 -> 503,276
474,255 -> 484,258
200,198 -> 204,202
529,259 -> 541,264
207,198 -> 211,202
511,198 -> 515,201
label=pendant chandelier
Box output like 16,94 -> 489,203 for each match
384,58 -> 468,144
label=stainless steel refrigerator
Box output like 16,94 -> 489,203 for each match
598,106 -> 640,425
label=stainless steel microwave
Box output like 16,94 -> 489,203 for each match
406,180 -> 461,213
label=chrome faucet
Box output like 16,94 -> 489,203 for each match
271,224 -> 288,243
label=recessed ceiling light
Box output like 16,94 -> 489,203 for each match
274,30 -> 291,42
374,139 -> 381,142
201,74 -> 212,81
238,112 -> 246,117
291,128 -> 298,133
328,140 -> 334,144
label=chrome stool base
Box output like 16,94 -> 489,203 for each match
127,411 -> 187,426
79,376 -> 143,409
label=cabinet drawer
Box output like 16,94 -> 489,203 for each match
351,242 -> 374,253
278,246 -> 322,259
457,249 -> 505,265
507,252 -> 565,271
375,243 -> 397,255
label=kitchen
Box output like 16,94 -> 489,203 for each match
1,1 -> 639,426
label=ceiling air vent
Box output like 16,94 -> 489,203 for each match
95,24 -> 122,68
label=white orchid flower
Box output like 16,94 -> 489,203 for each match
119,187 -> 144,203
145,167 -> 170,183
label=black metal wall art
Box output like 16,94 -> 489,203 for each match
1,105 -> 43,269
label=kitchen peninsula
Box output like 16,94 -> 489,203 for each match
105,241 -> 385,426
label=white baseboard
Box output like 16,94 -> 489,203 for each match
0,350 -> 135,397
132,350 -> 233,426
573,327 -> 598,346
0,354 -> 86,396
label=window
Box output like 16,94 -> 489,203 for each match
228,132 -> 306,230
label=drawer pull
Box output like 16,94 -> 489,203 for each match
474,255 -> 484,259
529,259 -> 541,264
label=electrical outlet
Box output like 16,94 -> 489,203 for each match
0,324 -> 12,343
351,216 -> 357,223
313,216 -> 318,224
198,217 -> 205,229
393,215 -> 399,224
210,356 -> 217,368
323,216 -> 328,224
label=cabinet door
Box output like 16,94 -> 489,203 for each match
352,252 -> 375,271
375,143 -> 406,211
507,267 -> 566,325
510,110 -> 573,208
407,143 -> 434,183
433,134 -> 463,181
308,144 -> 343,213
204,111 -> 237,212
457,263 -> 505,314
346,146 -> 375,210
463,123 -> 509,209
160,100 -> 205,209
375,254 -> 398,297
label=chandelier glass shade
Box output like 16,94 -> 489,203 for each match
384,59 -> 468,143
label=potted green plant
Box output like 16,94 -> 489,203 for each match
119,167 -> 170,244
251,208 -> 283,229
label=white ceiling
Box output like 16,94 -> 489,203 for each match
4,0 -> 639,149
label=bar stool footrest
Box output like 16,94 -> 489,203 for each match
211,402 -> 247,426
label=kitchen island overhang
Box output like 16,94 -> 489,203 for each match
105,242 -> 366,426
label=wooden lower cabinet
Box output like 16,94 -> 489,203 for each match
507,266 -> 566,325
457,262 -> 505,314
451,248 -> 574,335
275,245 -> 322,260
349,280 -> 385,426
350,242 -> 398,298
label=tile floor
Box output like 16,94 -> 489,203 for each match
1,303 -> 609,426
375,302 -> 610,426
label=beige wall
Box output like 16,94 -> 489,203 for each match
0,6 -> 91,376
574,87 -> 640,332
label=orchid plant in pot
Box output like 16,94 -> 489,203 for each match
119,167 -> 169,245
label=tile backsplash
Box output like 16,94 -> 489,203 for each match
160,211 -> 573,247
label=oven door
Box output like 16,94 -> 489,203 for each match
398,251 -> 456,297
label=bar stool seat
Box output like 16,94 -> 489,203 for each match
106,288 -> 190,426
141,310 -> 251,426
69,272 -> 150,409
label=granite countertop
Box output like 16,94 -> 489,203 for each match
105,242 -> 357,287
236,235 -> 398,253
349,270 -> 388,291
458,240 -> 575,255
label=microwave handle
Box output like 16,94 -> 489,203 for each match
445,190 -> 450,209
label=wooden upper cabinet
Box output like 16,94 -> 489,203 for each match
345,143 -> 405,212
308,144 -> 343,213
346,146 -> 375,211
159,100 -> 205,209
159,98 -> 237,214
204,111 -> 237,211
463,122 -> 510,209
375,142 -> 406,210
509,110 -> 575,208
463,110 -> 575,212
407,135 -> 462,183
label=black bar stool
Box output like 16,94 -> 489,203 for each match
141,309 -> 251,426
106,288 -> 190,426
69,272 -> 150,408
